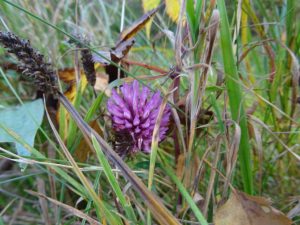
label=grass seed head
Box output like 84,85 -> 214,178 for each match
0,31 -> 59,96
69,35 -> 96,87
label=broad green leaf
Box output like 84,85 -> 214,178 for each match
0,99 -> 44,161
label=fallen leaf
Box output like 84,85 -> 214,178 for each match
58,69 -> 88,102
63,83 -> 77,102
214,191 -> 292,225
92,51 -> 111,66
93,40 -> 134,83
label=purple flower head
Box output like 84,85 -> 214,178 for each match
107,80 -> 171,154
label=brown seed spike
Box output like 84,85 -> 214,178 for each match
70,35 -> 96,87
80,47 -> 96,87
0,31 -> 59,96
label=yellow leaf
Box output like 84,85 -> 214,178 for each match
80,74 -> 88,94
56,68 -> 88,123
142,0 -> 161,38
143,0 -> 160,10
64,84 -> 76,103
58,68 -> 76,83
165,0 -> 181,23
63,73 -> 87,103
214,191 -> 292,225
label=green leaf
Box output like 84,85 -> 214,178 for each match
161,158 -> 209,225
91,134 -> 137,223
217,0 -> 253,194
0,99 -> 44,162
0,216 -> 4,225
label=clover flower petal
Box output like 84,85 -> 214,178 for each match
107,80 -> 170,154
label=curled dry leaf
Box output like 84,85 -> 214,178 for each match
116,7 -> 158,46
214,191 -> 292,225
92,38 -> 135,83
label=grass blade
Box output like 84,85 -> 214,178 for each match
26,190 -> 101,225
58,92 -> 181,225
217,0 -> 253,194
161,158 -> 208,225
147,92 -> 170,225
91,134 -> 137,224
45,102 -> 122,225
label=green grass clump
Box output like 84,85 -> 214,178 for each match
0,0 -> 299,224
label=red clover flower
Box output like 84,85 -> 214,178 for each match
107,80 -> 170,154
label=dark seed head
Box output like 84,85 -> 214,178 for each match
70,35 -> 96,87
0,31 -> 59,96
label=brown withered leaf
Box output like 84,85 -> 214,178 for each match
59,67 -> 112,102
58,68 -> 87,104
115,7 -> 158,47
92,9 -> 158,83
74,120 -> 103,162
92,39 -> 135,66
111,38 -> 135,62
214,191 -> 292,225
104,60 -> 127,83
93,38 -> 135,83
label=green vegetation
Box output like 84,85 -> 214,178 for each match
0,0 -> 299,224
